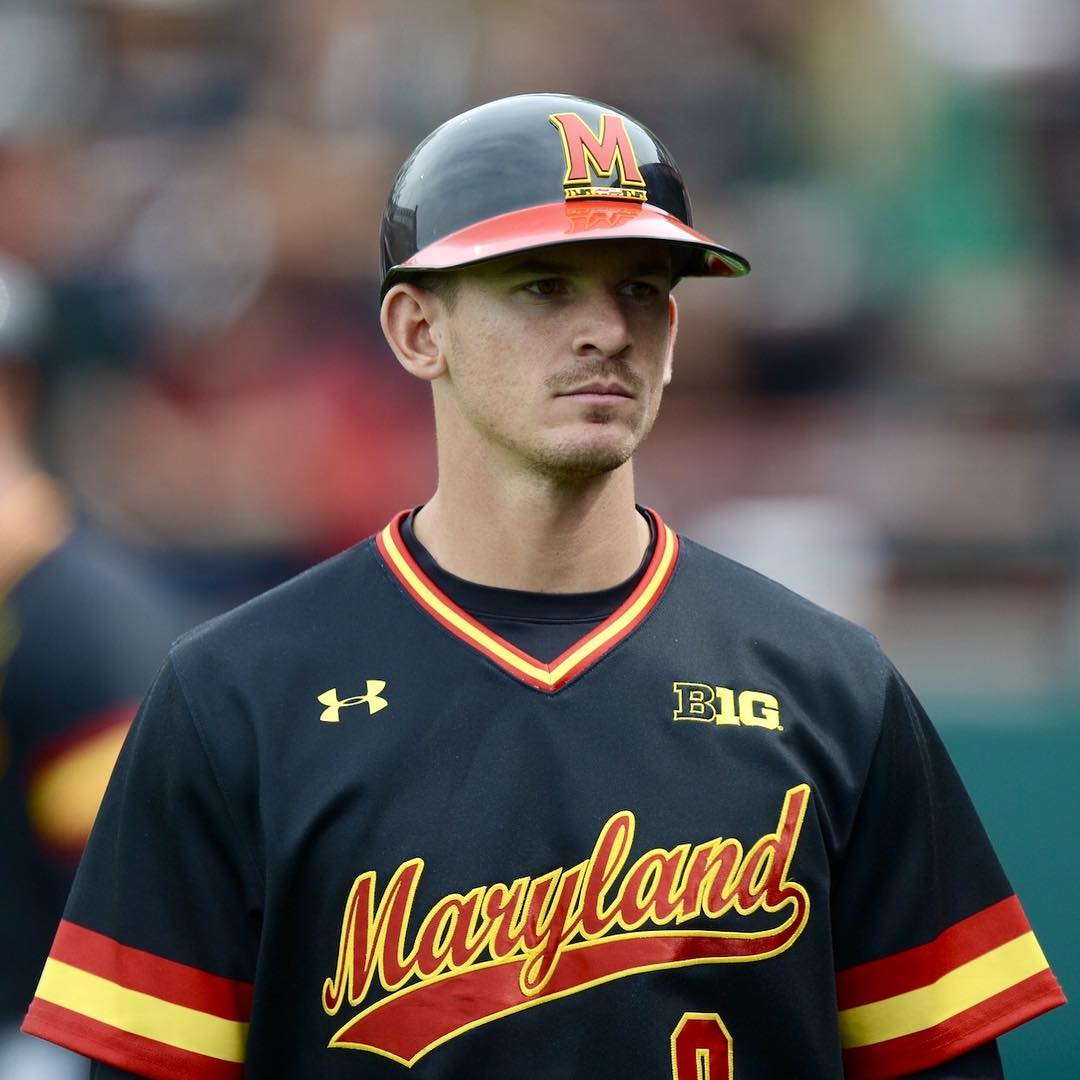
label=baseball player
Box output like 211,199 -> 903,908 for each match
0,256 -> 183,1078
23,94 -> 1064,1078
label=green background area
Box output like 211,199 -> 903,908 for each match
934,698 -> 1077,1079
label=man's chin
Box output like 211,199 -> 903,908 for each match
527,432 -> 638,481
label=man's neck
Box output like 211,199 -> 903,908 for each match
412,466 -> 649,593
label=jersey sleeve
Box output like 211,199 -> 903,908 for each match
3,533 -> 184,862
21,655 -> 261,1080
903,1039 -> 1002,1078
831,666 -> 1065,1079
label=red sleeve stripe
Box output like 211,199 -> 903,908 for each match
22,999 -> 243,1080
837,924 -> 1065,1065
49,920 -> 253,1020
841,969 -> 1066,1080
836,895 -> 1032,1009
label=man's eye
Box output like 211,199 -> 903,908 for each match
523,279 -> 567,297
621,280 -> 663,300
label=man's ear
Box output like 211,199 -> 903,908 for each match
662,295 -> 678,386
380,283 -> 449,382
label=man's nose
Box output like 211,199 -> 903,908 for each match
571,290 -> 633,359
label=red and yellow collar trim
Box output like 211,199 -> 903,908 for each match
376,509 -> 679,693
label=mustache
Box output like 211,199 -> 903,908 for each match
545,359 -> 645,395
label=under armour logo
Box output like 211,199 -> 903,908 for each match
318,681 -> 388,722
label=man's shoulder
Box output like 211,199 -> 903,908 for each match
673,534 -> 887,661
669,534 -> 899,744
2,528 -> 184,713
170,535 -> 386,671
14,526 -> 177,630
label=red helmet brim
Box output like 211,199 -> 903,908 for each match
382,200 -> 749,298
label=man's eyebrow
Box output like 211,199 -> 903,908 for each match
626,260 -> 673,277
495,256 -> 672,277
497,260 -> 570,276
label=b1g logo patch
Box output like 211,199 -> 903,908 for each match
549,112 -> 648,202
672,683 -> 782,730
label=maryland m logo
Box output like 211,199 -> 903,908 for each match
549,112 -> 647,201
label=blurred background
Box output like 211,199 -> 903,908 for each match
0,0 -> 1075,1075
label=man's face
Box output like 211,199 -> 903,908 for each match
432,239 -> 677,482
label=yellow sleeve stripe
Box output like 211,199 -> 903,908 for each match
839,931 -> 1050,1049
35,958 -> 248,1064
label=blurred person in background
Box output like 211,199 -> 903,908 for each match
0,255 -> 185,1079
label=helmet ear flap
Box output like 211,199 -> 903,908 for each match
379,93 -> 749,298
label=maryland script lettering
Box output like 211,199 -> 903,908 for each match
322,785 -> 811,1065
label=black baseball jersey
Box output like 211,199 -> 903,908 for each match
24,509 -> 1064,1078
0,478 -> 182,1031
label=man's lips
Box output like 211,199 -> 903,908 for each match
556,382 -> 635,399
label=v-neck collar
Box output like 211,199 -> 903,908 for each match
376,507 -> 679,692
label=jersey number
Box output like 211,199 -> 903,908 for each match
671,1013 -> 733,1080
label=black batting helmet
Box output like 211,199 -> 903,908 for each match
379,93 -> 749,300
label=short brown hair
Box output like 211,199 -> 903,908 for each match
407,271 -> 460,308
